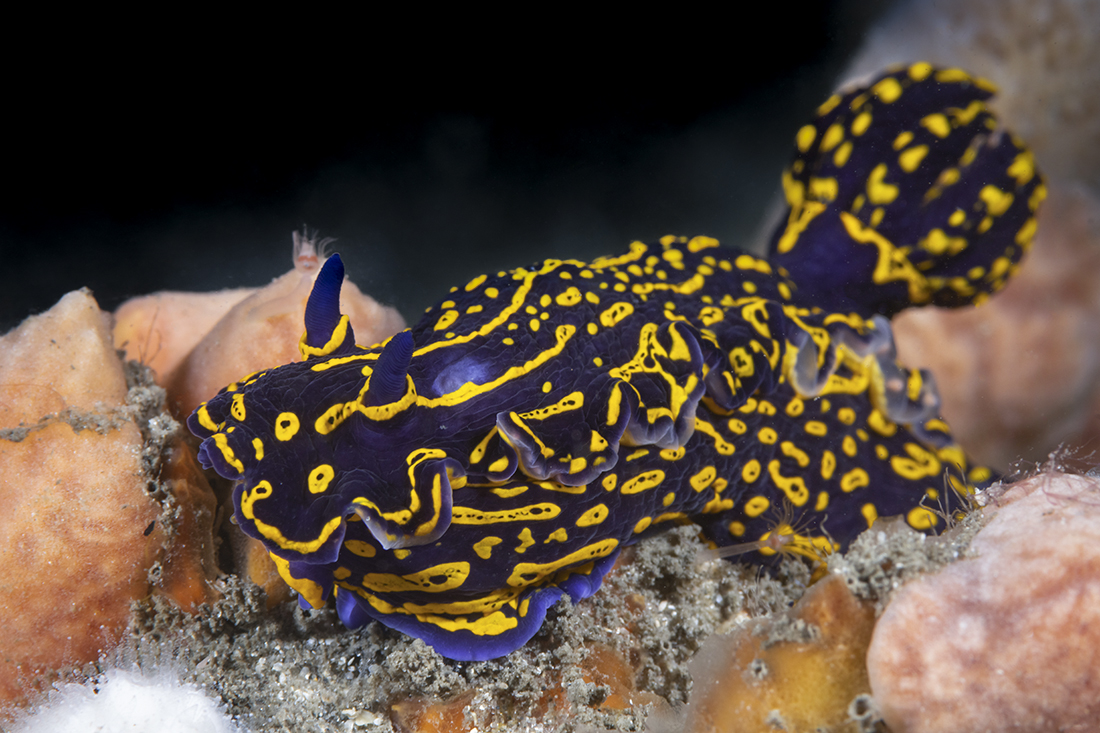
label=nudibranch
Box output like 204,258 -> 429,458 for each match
189,64 -> 1044,661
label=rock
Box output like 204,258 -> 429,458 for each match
153,441 -> 221,612
2,289 -> 130,422
0,290 -> 160,705
0,289 -> 219,707
113,288 -> 254,385
866,471 -> 1100,732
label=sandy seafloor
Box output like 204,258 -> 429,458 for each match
99,505 -> 986,733
123,528 -> 786,732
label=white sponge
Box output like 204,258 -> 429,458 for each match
11,669 -> 243,733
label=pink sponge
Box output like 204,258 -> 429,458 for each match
867,471 -> 1100,732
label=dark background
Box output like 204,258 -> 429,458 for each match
0,3 -> 897,333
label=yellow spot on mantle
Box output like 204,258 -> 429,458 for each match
851,111 -> 872,136
515,528 -> 535,553
908,62 -> 933,81
872,77 -> 902,103
820,123 -> 843,152
866,164 -> 898,205
920,113 -> 950,139
898,145 -> 929,172
979,185 -> 1014,216
473,536 -> 503,559
796,124 -> 817,152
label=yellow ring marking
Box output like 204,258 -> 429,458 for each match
600,302 -> 635,328
780,441 -> 811,468
362,562 -> 471,594
555,286 -> 582,306
506,538 -> 619,587
275,412 -> 300,441
516,528 -> 535,553
821,449 -> 836,480
907,507 -> 939,530
231,393 -> 246,421
308,464 -> 335,494
768,459 -> 810,506
241,481 -> 344,555
212,433 -> 244,474
473,536 -> 503,559
694,418 -> 736,455
689,466 -> 717,492
804,420 -> 827,437
576,504 -> 610,527
861,503 -> 879,528
270,553 -> 327,609
491,486 -> 528,499
196,404 -> 218,432
744,495 -> 769,517
620,470 -> 665,495
841,468 -> 870,493
796,124 -> 817,152
872,76 -> 902,103
451,503 -> 562,524
821,123 -> 844,152
345,540 -> 377,558
434,310 -> 460,330
899,144 -> 929,172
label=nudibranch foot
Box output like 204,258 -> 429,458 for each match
189,63 -> 1040,661
330,551 -> 621,662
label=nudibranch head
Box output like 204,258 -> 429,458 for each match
191,255 -> 464,562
